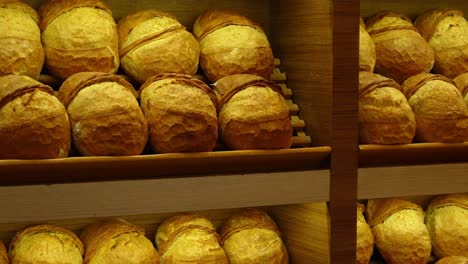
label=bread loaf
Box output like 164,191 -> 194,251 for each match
366,198 -> 431,264
193,10 -> 274,82
220,209 -> 288,264
213,74 -> 292,150
425,194 -> 468,259
415,9 -> 468,78
436,256 -> 468,264
39,0 -> 119,79
80,219 -> 160,264
357,203 -> 374,264
366,11 -> 434,83
117,10 -> 199,84
140,73 -> 218,153
0,241 -> 7,264
0,75 -> 70,159
0,0 -> 44,79
9,224 -> 83,264
360,17 -> 376,72
359,71 -> 416,144
454,73 -> 468,107
401,73 -> 468,143
58,72 -> 147,156
155,213 -> 228,264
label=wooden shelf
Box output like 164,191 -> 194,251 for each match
0,170 -> 329,224
359,143 -> 468,167
358,163 -> 468,200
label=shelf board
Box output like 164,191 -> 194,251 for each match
358,163 -> 468,199
0,170 -> 329,224
359,143 -> 468,167
0,147 -> 330,186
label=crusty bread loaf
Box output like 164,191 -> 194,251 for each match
220,209 -> 288,264
401,73 -> 468,143
436,256 -> 468,264
360,17 -> 376,72
454,73 -> 468,107
415,9 -> 468,78
213,74 -> 292,150
366,11 -> 434,83
140,73 -> 218,153
80,219 -> 160,264
366,198 -> 431,264
39,0 -> 119,79
9,224 -> 83,264
426,194 -> 468,259
58,72 -> 147,156
357,203 -> 374,264
0,75 -> 70,159
156,213 -> 228,264
0,0 -> 44,79
193,10 -> 274,82
359,71 -> 416,144
0,241 -> 7,264
117,9 -> 199,84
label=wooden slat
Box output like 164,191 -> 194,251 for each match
358,164 -> 468,199
361,0 -> 468,18
359,143 -> 468,166
330,0 -> 360,263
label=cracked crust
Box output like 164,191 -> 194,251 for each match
357,204 -> 374,264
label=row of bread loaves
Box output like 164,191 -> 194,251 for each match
0,72 -> 291,159
0,0 -> 274,85
1,209 -> 288,264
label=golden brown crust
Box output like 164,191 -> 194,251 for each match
0,75 -> 71,159
426,194 -> 468,259
220,209 -> 288,264
0,241 -> 7,264
156,214 -> 228,264
58,72 -> 147,156
81,219 -> 160,264
436,256 -> 468,264
365,198 -> 423,227
39,0 -> 111,30
357,203 -> 374,264
0,0 -> 40,23
359,19 -> 376,72
415,9 -> 468,78
9,224 -> 84,263
402,73 -> 468,143
365,11 -> 434,83
454,73 -> 468,99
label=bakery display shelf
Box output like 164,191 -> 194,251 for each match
359,142 -> 468,166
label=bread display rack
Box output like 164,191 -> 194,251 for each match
0,0 -> 467,263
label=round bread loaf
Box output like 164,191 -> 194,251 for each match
454,73 -> 468,107
9,224 -> 83,264
366,198 -> 432,264
425,194 -> 468,259
0,241 -> 7,264
193,10 -> 274,82
415,9 -> 468,78
0,75 -> 70,159
220,209 -> 288,264
0,0 -> 44,79
156,213 -> 228,264
39,0 -> 119,79
359,71 -> 415,144
140,73 -> 218,153
402,73 -> 468,143
213,74 -> 292,150
80,219 -> 160,264
436,256 -> 468,264
117,9 -> 199,84
366,11 -> 434,83
58,72 -> 147,156
357,203 -> 374,264
360,18 -> 376,72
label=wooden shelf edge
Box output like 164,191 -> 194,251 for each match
359,143 -> 468,167
358,163 -> 468,200
0,170 -> 330,224
0,147 -> 331,186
